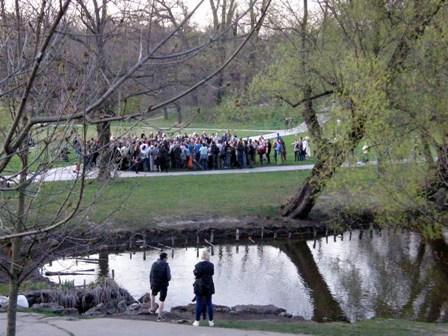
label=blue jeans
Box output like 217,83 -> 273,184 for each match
195,295 -> 213,321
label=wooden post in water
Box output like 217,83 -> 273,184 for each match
83,279 -> 86,289
129,253 -> 132,260
325,227 -> 328,244
236,229 -> 240,241
111,269 -> 115,280
171,236 -> 175,247
340,232 -> 344,241
143,251 -> 146,261
210,231 -> 214,244
349,230 -> 352,241
359,230 -> 363,240
196,234 -> 200,245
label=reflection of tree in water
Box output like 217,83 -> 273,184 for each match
336,264 -> 365,321
279,241 -> 347,322
324,230 -> 448,321
98,251 -> 109,279
416,238 -> 448,321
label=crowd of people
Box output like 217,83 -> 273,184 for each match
72,130 -> 311,173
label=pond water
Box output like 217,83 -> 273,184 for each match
43,229 -> 448,322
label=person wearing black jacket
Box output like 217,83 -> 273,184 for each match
192,250 -> 215,327
149,252 -> 171,321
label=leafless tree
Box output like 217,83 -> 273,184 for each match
0,0 -> 272,335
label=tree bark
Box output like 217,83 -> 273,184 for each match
7,147 -> 27,336
281,142 -> 353,219
96,121 -> 112,181
6,266 -> 20,336
425,136 -> 448,209
175,103 -> 182,124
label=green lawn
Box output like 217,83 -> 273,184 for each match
216,319 -> 448,336
35,170 -> 310,229
23,164 -> 379,231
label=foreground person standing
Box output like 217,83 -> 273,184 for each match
149,252 -> 171,321
192,250 -> 215,327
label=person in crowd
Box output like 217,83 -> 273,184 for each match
266,139 -> 272,164
257,140 -> 266,164
140,142 -> 150,172
149,252 -> 171,321
236,139 -> 245,168
293,138 -> 302,161
199,143 -> 209,169
302,136 -> 310,159
192,250 -> 215,327
159,142 -> 169,172
275,139 -> 283,164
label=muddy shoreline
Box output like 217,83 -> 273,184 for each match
54,210 -> 375,258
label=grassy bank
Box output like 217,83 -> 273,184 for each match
32,166 -> 380,230
37,170 -> 310,229
216,319 -> 448,336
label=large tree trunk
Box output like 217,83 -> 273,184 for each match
6,237 -> 21,336
175,103 -> 182,124
98,250 -> 109,278
215,69 -> 225,105
425,137 -> 448,210
281,143 -> 350,219
96,121 -> 112,181
7,151 -> 27,336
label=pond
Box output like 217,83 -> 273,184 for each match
43,229 -> 448,322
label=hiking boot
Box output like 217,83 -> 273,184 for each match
208,320 -> 214,327
192,320 -> 200,327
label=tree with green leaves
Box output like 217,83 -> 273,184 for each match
251,0 -> 447,223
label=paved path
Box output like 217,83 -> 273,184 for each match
0,313 -> 302,336
38,164 -> 315,182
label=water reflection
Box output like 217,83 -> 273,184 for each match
43,230 -> 448,322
